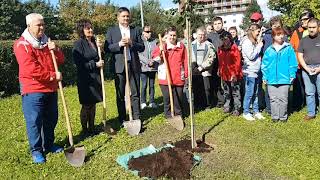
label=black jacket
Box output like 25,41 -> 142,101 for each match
72,38 -> 102,105
104,26 -> 145,74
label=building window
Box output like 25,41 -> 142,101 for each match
233,19 -> 236,23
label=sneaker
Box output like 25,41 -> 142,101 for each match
148,102 -> 158,108
243,113 -> 255,121
32,151 -> 46,164
254,112 -> 265,120
223,107 -> 230,113
232,110 -> 240,116
141,103 -> 147,109
46,145 -> 63,153
304,115 -> 316,121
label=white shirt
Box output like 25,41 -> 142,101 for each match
119,24 -> 131,61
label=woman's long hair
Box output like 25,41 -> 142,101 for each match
247,23 -> 261,44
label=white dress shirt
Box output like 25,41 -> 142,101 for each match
119,24 -> 131,61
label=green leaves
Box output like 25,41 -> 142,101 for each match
268,0 -> 320,26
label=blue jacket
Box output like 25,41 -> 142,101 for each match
261,43 -> 298,85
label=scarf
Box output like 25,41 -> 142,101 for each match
21,28 -> 48,49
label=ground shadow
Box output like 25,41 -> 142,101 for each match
200,114 -> 229,143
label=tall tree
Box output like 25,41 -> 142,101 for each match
268,0 -> 320,26
0,0 -> 25,40
240,0 -> 262,30
24,0 -> 70,39
59,0 -> 117,39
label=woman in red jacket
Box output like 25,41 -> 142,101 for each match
152,26 -> 188,119
218,31 -> 242,116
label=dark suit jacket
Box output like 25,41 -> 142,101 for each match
105,26 -> 145,73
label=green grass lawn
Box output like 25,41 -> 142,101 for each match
1,80 -> 320,179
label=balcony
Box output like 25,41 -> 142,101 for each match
194,0 -> 252,8
195,6 -> 248,15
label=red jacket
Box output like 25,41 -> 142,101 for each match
152,42 -> 188,86
218,44 -> 242,81
13,36 -> 64,95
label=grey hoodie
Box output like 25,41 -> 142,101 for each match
139,37 -> 158,72
241,36 -> 263,78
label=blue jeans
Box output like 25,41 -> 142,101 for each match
22,92 -> 58,153
243,76 -> 259,114
140,72 -> 156,104
302,71 -> 320,117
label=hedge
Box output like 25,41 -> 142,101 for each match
0,40 -> 114,98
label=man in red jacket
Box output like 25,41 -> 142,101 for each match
13,13 -> 64,164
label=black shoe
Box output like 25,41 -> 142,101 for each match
272,119 -> 279,123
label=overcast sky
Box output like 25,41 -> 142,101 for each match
257,0 -> 281,20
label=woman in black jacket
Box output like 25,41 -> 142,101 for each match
73,19 -> 104,134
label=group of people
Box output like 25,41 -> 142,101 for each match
13,7 -> 320,164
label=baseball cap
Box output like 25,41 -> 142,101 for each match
250,12 -> 263,21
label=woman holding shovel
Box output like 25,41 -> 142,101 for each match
152,26 -> 188,121
73,19 -> 104,135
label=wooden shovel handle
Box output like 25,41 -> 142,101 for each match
50,49 -> 74,147
158,34 -> 175,117
96,38 -> 107,121
123,46 -> 133,121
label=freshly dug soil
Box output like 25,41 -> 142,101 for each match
128,147 -> 194,179
174,139 -> 213,153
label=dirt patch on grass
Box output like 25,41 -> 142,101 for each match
174,139 -> 213,153
128,147 -> 194,179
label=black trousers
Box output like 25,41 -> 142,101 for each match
160,85 -> 183,118
193,75 -> 213,109
292,69 -> 306,110
115,65 -> 140,122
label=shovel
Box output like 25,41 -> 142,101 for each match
96,37 -> 115,134
122,46 -> 141,135
158,34 -> 184,131
49,42 -> 85,167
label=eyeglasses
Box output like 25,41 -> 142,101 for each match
144,31 -> 152,33
301,18 -> 309,21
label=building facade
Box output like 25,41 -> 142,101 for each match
193,0 -> 252,30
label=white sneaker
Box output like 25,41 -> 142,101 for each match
141,103 -> 147,109
243,113 -> 255,121
254,112 -> 265,120
148,103 -> 158,108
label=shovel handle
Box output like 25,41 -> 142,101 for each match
96,38 -> 107,122
124,46 -> 133,121
158,34 -> 175,117
50,49 -> 74,147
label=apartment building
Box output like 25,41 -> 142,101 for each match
193,0 -> 253,30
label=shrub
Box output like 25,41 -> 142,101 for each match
0,40 -> 114,98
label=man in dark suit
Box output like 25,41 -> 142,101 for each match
105,7 -> 145,125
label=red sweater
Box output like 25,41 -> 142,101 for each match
218,44 -> 242,81
152,42 -> 188,86
14,36 -> 64,95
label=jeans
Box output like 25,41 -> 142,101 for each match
140,71 -> 156,104
22,92 -> 58,153
302,70 -> 320,117
243,76 -> 259,114
222,80 -> 242,111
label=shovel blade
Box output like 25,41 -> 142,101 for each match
168,115 -> 184,131
64,146 -> 86,167
123,119 -> 141,136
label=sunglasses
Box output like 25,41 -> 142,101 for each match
301,18 -> 309,21
144,31 -> 152,33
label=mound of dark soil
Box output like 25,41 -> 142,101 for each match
128,147 -> 194,179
